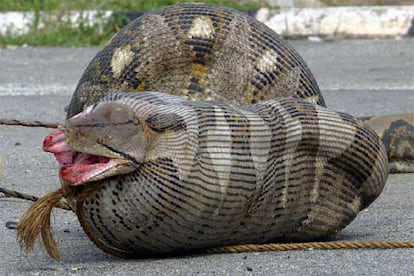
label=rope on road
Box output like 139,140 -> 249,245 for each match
0,119 -> 59,129
204,240 -> 414,253
0,187 -> 71,210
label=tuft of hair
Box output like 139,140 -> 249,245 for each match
16,188 -> 65,260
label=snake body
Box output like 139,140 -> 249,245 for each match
30,3 -> 412,257
59,91 -> 387,256
67,3 -> 323,116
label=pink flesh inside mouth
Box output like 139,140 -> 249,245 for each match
43,129 -> 122,186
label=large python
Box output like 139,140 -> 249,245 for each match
16,2 -> 413,259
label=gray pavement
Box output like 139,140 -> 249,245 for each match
0,38 -> 413,275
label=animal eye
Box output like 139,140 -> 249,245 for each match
97,138 -> 104,144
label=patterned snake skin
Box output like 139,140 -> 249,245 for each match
57,92 -> 387,256
67,3 -> 413,174
41,3 -> 411,256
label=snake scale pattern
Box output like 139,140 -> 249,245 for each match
20,3 -> 413,257
52,91 -> 387,256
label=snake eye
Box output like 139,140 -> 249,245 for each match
96,138 -> 104,145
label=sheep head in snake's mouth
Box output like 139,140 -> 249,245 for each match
43,101 -> 147,186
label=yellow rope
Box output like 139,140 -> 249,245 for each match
0,118 -> 59,128
0,187 -> 71,210
205,240 -> 414,254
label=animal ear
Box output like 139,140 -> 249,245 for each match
144,112 -> 187,133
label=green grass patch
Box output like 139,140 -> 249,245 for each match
0,1 -> 261,47
0,19 -> 112,47
0,0 -> 261,12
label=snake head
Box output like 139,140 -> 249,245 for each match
44,101 -> 149,186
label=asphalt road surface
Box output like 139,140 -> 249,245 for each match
0,38 -> 413,275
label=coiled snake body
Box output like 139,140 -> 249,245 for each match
17,3 -> 413,258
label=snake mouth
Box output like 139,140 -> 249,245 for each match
43,129 -> 135,186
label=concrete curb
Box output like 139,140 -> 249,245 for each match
257,6 -> 414,37
0,6 -> 413,38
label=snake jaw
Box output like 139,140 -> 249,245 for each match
43,129 -> 136,186
59,155 -> 134,185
